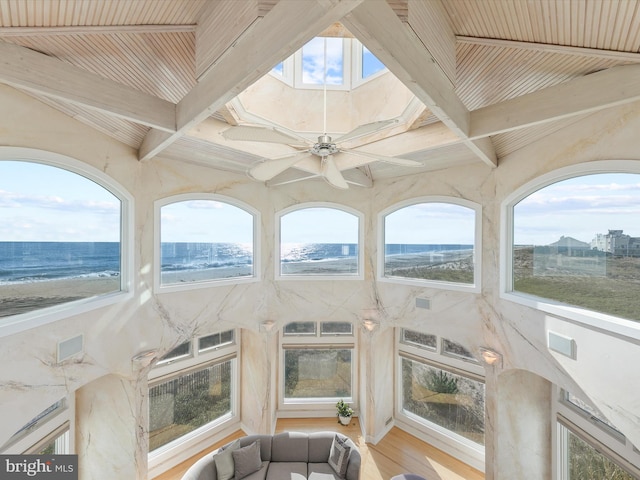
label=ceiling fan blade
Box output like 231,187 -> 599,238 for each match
248,152 -> 313,181
340,149 -> 423,167
333,119 -> 399,144
222,125 -> 309,147
322,155 -> 349,189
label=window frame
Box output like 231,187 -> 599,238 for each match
0,148 -> 134,338
1,396 -> 74,455
553,385 -> 640,479
278,321 -> 357,416
396,328 -> 486,472
275,202 -> 364,281
378,196 -> 482,293
154,193 -> 260,293
501,160 -> 640,340
148,329 -> 240,474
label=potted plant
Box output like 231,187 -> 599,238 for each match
336,399 -> 354,426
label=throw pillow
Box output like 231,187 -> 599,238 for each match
328,434 -> 351,478
232,439 -> 262,480
215,439 -> 240,480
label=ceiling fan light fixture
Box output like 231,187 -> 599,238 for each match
310,135 -> 339,157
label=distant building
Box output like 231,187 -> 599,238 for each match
591,230 -> 640,257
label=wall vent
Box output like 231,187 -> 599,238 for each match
385,417 -> 393,426
415,297 -> 430,309
57,334 -> 84,363
548,331 -> 576,360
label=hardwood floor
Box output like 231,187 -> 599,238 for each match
154,417 -> 485,480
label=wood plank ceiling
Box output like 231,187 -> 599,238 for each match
0,0 -> 639,187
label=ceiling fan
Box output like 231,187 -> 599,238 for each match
220,39 -> 422,189
221,119 -> 422,189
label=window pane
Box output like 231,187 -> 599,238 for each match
160,200 -> 254,285
402,358 -> 485,446
149,360 -> 232,451
320,322 -> 353,335
384,203 -> 475,284
272,62 -> 283,75
280,207 -> 359,276
284,322 -> 317,336
199,330 -> 234,352
567,429 -> 634,480
442,339 -> 478,362
362,46 -> 385,78
302,37 -> 343,85
513,173 -> 640,322
35,430 -> 69,455
160,342 -> 191,363
284,349 -> 351,399
0,161 -> 121,318
401,329 -> 437,350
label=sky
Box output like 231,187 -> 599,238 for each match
1,163 -> 639,245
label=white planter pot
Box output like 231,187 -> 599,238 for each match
338,415 -> 351,426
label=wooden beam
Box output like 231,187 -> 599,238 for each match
341,1 -> 497,167
470,64 -> 640,138
139,0 -> 365,161
0,40 -> 176,132
0,25 -> 196,36
457,36 -> 640,64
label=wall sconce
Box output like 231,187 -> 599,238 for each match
131,349 -> 158,367
260,320 -> 276,333
361,318 -> 379,332
479,347 -> 503,367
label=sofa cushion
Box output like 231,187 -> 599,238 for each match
233,440 -> 262,480
239,435 -> 272,461
237,461 -> 269,480
328,435 -> 350,478
265,461 -> 307,480
214,439 -> 240,480
308,432 -> 335,463
308,462 -> 343,480
271,432 -> 309,462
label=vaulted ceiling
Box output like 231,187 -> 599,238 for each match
1,0 -> 639,188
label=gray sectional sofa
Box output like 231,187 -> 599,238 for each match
182,431 -> 360,480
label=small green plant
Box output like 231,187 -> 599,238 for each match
425,370 -> 459,394
336,399 -> 354,418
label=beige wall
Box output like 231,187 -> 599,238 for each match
1,83 -> 640,478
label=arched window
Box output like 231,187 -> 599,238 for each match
381,199 -> 480,291
0,151 -> 129,329
505,165 -> 640,327
156,195 -> 258,291
277,204 -> 362,279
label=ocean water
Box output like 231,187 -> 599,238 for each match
0,242 -> 473,284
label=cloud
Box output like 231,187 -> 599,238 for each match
0,190 -> 119,214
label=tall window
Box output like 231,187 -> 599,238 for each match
281,321 -> 355,411
510,171 -> 640,323
157,195 -> 257,289
278,205 -> 361,278
148,330 -> 237,455
0,159 -> 124,322
382,199 -> 479,290
398,329 -> 485,467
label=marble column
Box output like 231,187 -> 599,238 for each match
359,323 -> 395,444
240,327 -> 278,434
492,369 -> 552,479
75,373 -> 147,480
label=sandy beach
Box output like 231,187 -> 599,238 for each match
0,276 -> 120,318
